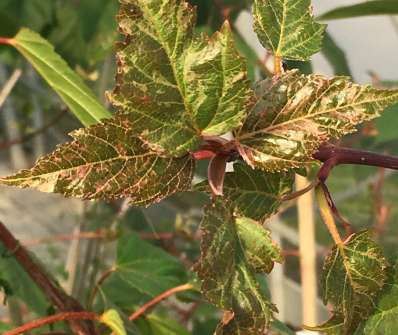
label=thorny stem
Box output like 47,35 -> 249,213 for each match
128,283 -> 194,321
0,222 -> 97,335
4,312 -> 100,335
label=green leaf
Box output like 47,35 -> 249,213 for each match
0,115 -> 194,207
311,231 -> 388,334
252,0 -> 326,60
196,200 -> 279,334
195,162 -> 293,221
112,234 -> 187,297
236,70 -> 398,171
321,31 -> 352,77
136,314 -> 191,335
271,319 -> 295,335
318,1 -> 398,21
361,260 -> 398,334
0,245 -> 48,315
9,28 -> 111,126
100,309 -> 127,335
108,1 -> 253,156
0,321 -> 12,332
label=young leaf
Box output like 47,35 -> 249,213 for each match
196,162 -> 293,221
318,1 -> 398,21
108,1 -> 254,156
361,260 -> 398,335
136,314 -> 191,335
310,231 -> 388,334
236,70 -> 398,171
196,200 -> 281,334
8,28 -> 111,126
252,0 -> 326,61
100,309 -> 127,335
0,115 -> 194,207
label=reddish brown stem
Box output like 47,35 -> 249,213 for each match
129,283 -> 193,321
0,222 -> 97,335
314,144 -> 398,181
4,312 -> 99,335
0,37 -> 12,45
87,267 -> 116,309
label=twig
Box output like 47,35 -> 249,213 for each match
128,283 -> 193,321
0,69 -> 21,110
21,230 -> 113,247
87,267 -> 116,309
0,222 -> 97,335
4,312 -> 99,335
0,108 -> 67,150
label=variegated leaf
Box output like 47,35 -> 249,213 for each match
108,0 -> 254,156
253,0 -> 326,60
195,162 -> 293,221
236,70 -> 398,171
309,231 -> 388,334
0,115 -> 194,207
196,200 -> 280,334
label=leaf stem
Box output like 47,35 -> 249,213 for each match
316,186 -> 342,245
0,221 -> 97,335
274,56 -> 283,76
128,283 -> 193,321
4,312 -> 100,335
0,37 -> 12,45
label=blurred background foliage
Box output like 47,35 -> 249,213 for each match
0,0 -> 397,334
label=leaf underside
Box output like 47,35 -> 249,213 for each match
195,162 -> 294,221
253,0 -> 326,60
308,231 -> 388,334
196,200 -> 282,334
0,115 -> 194,207
236,70 -> 398,172
108,0 -> 254,156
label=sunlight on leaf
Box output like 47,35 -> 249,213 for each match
108,0 -> 254,156
253,0 -> 326,60
9,28 -> 111,126
236,70 -> 398,171
0,115 -> 194,206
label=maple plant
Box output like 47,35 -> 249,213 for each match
1,0 -> 398,334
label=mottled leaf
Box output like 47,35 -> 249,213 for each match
253,0 -> 326,60
0,115 -> 194,207
196,200 -> 280,334
108,1 -> 253,156
196,162 -> 293,221
236,70 -> 398,171
312,231 -> 388,334
362,260 -> 398,335
8,28 -> 111,126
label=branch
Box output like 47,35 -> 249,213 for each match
4,312 -> 99,335
314,143 -> 398,182
0,222 -> 97,335
128,283 -> 193,321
